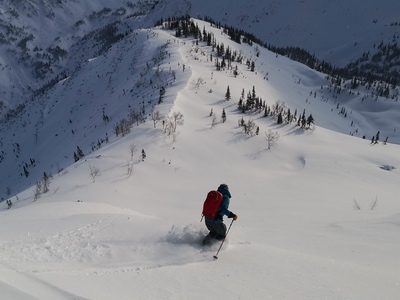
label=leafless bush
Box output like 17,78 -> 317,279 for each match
164,119 -> 175,136
33,172 -> 52,200
42,172 -> 51,194
242,119 -> 256,136
211,113 -> 217,128
370,196 -> 378,210
192,77 -> 205,89
353,199 -> 361,210
114,118 -> 131,137
151,110 -> 164,128
127,161 -> 134,177
89,165 -> 100,183
165,111 -> 184,135
129,143 -> 137,161
34,181 -> 43,201
265,130 -> 280,149
171,111 -> 184,131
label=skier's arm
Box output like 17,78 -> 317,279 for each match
218,196 -> 231,217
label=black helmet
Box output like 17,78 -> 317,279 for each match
219,183 -> 229,191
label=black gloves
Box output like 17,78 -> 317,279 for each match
228,212 -> 238,221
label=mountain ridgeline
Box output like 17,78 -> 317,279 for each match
161,16 -> 399,99
0,1 -> 399,123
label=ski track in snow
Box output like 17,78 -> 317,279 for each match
0,217 -> 224,275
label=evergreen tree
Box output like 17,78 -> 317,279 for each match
301,114 -> 307,128
264,106 -> 269,117
375,131 -> 380,143
250,61 -> 255,72
225,86 -> 231,101
221,57 -> 226,69
233,65 -> 238,77
73,152 -> 79,162
23,166 -> 29,177
246,91 -> 254,110
252,86 -> 256,100
238,98 -> 243,111
306,114 -> 314,128
277,112 -> 283,124
239,117 -> 245,127
221,109 -> 227,123
77,146 -> 84,158
286,108 -> 291,123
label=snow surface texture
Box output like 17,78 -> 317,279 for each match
0,19 -> 399,299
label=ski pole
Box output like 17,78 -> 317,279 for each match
213,219 -> 235,260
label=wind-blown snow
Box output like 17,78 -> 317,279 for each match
0,19 -> 399,300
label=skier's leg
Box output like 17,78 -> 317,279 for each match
214,223 -> 227,240
205,221 -> 218,238
203,221 -> 220,245
205,222 -> 226,240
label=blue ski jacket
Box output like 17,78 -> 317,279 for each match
205,185 -> 232,224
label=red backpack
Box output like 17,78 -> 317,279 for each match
201,190 -> 223,220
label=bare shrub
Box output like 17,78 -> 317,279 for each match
127,161 -> 134,177
89,165 -> 100,183
265,130 -> 280,149
129,143 -> 137,161
151,110 -> 164,128
370,196 -> 378,210
353,199 -> 361,210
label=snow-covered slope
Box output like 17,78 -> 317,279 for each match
0,19 -> 399,300
1,0 -> 400,119
1,16 -> 399,201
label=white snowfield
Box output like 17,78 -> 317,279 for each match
0,20 -> 399,300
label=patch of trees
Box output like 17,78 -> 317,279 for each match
47,45 -> 68,61
236,86 -> 314,130
113,107 -> 145,138
158,16 -> 247,73
1,103 -> 26,123
345,41 -> 400,86
95,23 -> 125,53
34,172 -> 52,201
89,7 -> 113,20
164,111 -> 184,136
31,72 -> 68,98
164,15 -> 400,90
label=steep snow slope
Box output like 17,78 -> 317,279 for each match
0,20 -> 399,300
0,28 -> 184,198
1,17 -> 399,203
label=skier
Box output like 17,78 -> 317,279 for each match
202,184 -> 237,245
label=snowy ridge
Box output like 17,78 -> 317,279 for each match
1,0 -> 400,118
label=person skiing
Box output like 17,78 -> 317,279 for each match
202,184 -> 237,245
